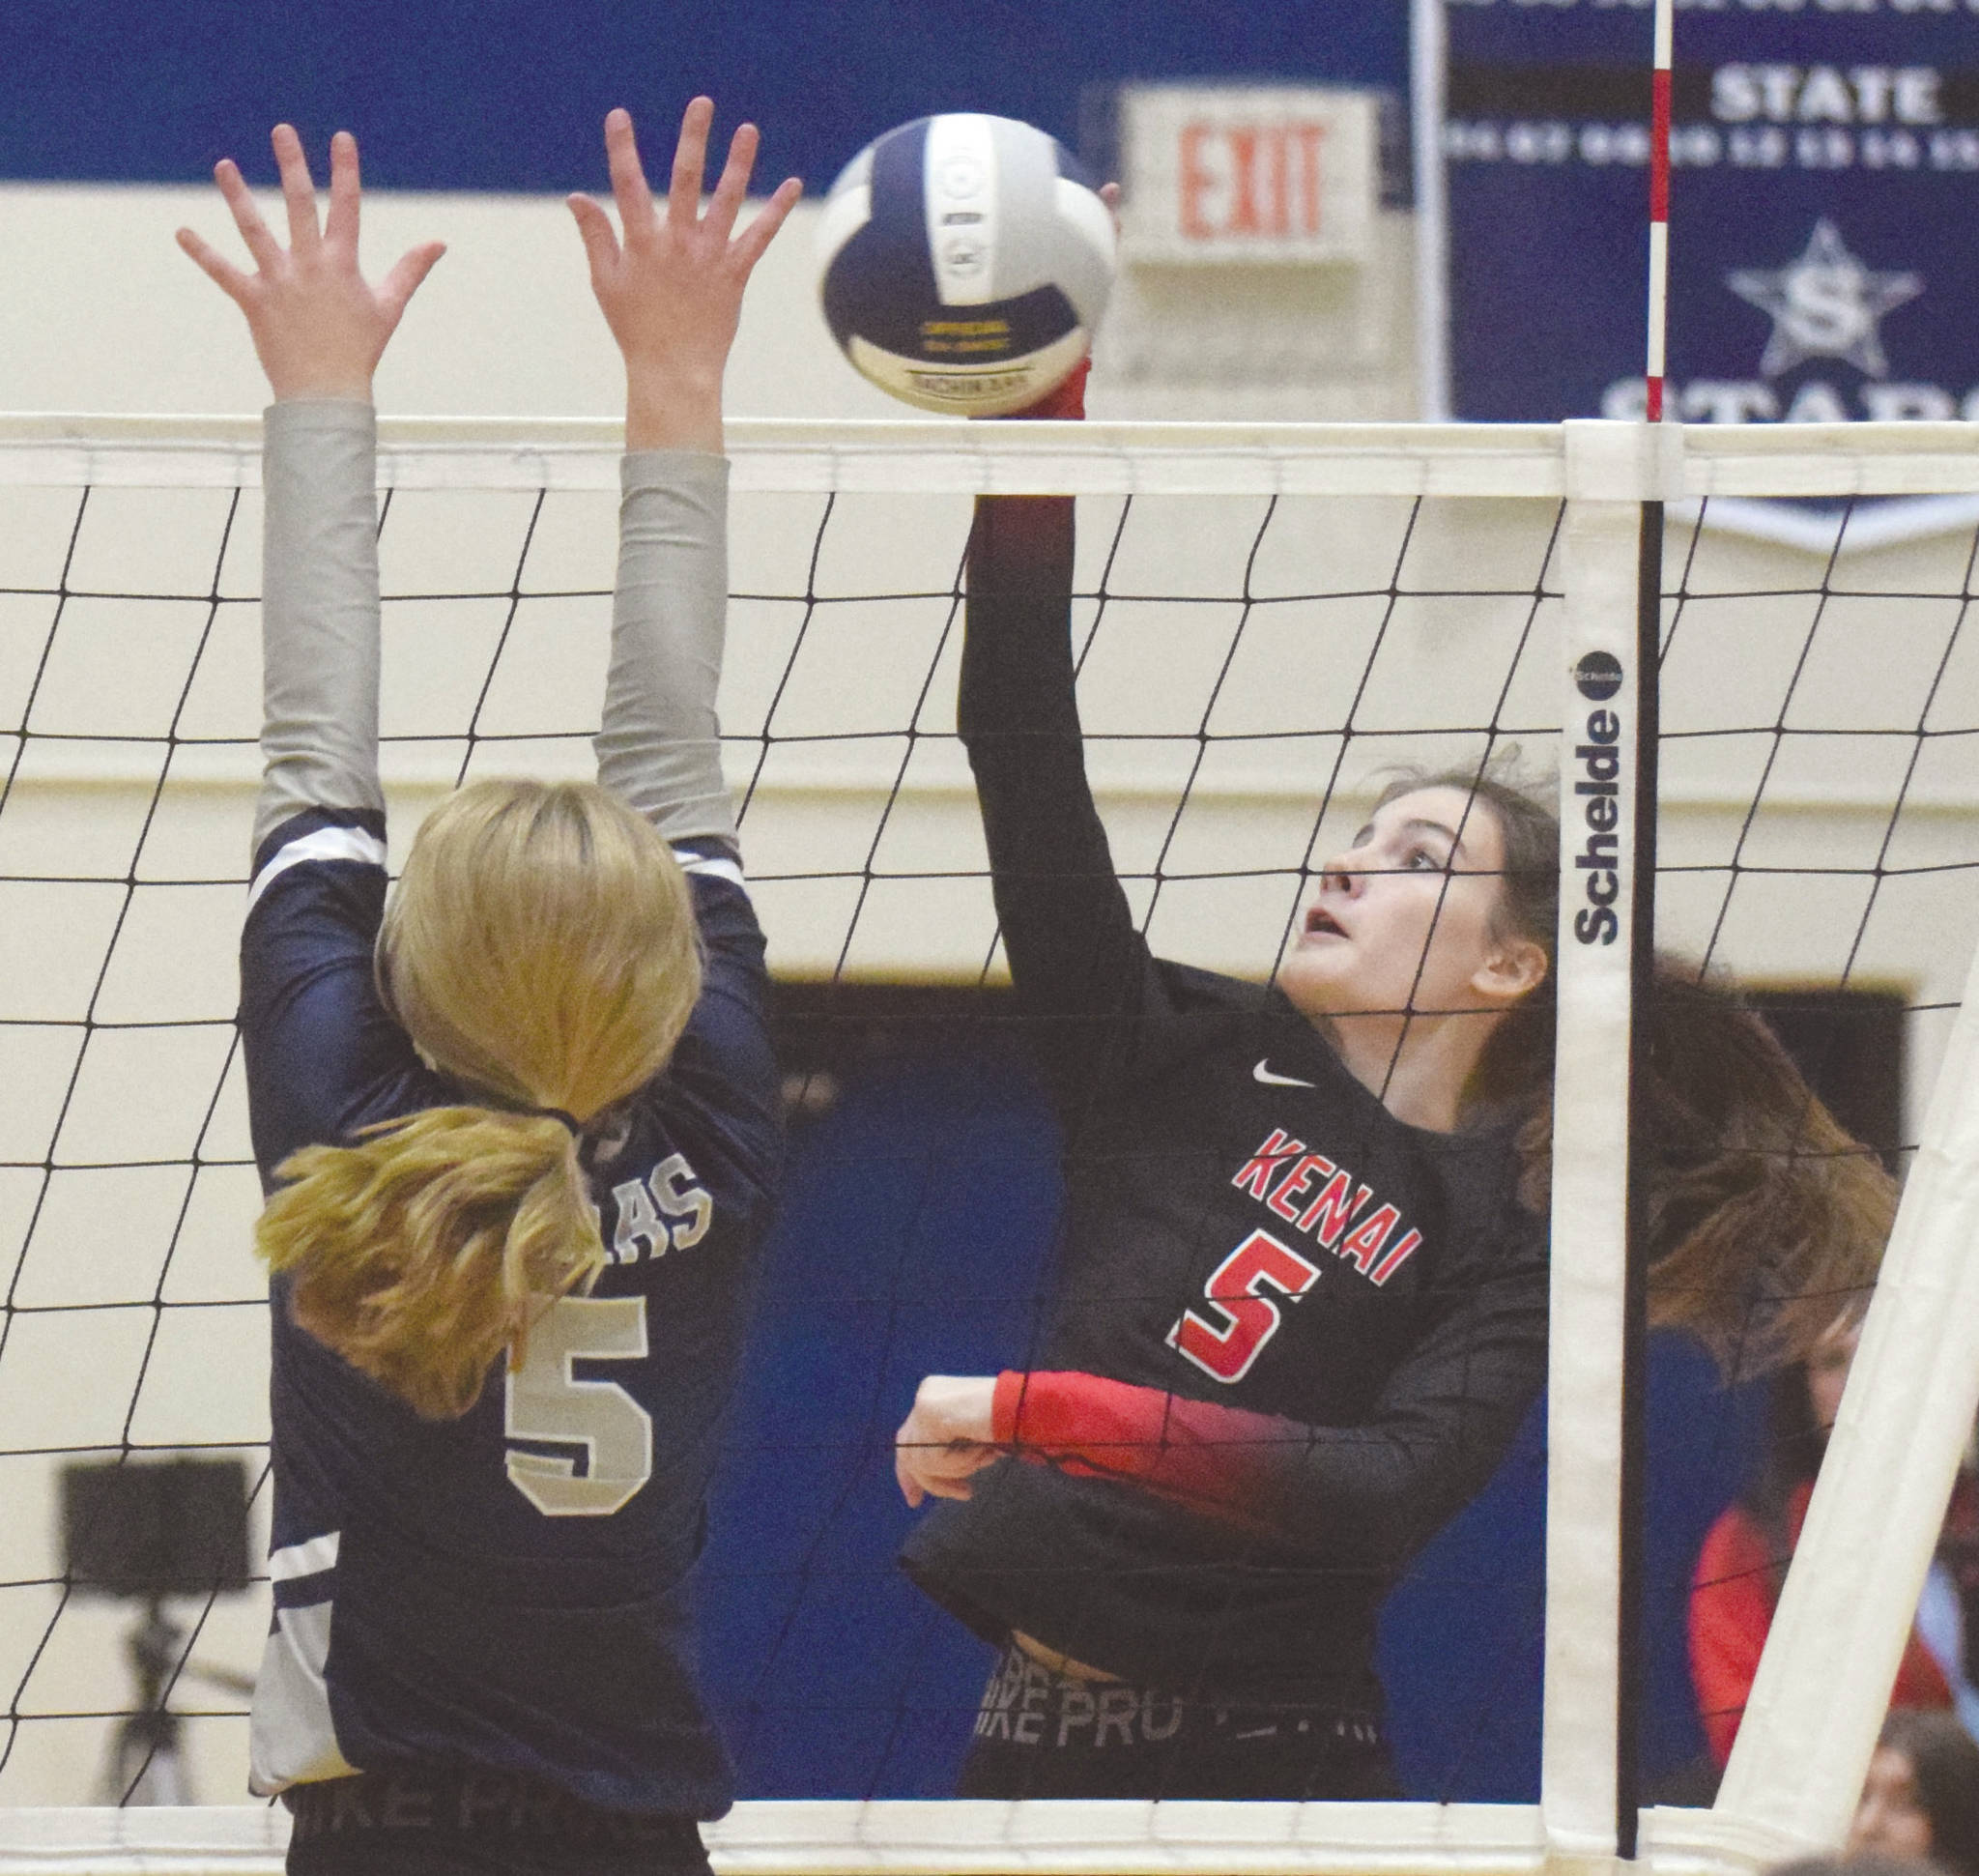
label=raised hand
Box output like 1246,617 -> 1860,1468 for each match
894,1373 -> 1003,1508
177,126 -> 445,402
569,101 -> 802,451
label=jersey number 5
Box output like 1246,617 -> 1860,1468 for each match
503,1296 -> 653,1516
1166,1228 -> 1323,1385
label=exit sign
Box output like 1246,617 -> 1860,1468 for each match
1118,84 -> 1379,265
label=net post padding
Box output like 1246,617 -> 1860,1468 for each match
1714,933 -> 1979,1851
1542,422 -> 1673,1872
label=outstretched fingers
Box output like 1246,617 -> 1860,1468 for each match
270,124 -> 322,256
182,122 -> 443,401
730,173 -> 803,274
377,240 -> 447,327
174,224 -> 253,305
603,106 -> 655,239
586,101 -> 798,276
566,191 -> 620,281
579,99 -> 799,446
323,130 -> 360,252
211,158 -> 284,274
666,96 -> 714,227
702,122 -> 759,242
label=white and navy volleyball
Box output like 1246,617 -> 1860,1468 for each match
817,113 -> 1116,416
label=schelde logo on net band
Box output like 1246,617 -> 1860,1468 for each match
1572,650 -> 1626,948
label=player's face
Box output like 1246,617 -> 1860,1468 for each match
1280,787 -> 1529,1025
1850,1746 -> 1935,1863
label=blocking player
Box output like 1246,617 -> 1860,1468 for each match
893,364 -> 1896,1800
181,102 -> 796,1873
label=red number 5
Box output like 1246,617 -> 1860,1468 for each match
1165,1228 -> 1323,1385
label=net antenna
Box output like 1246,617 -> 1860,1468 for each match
2,414 -> 1979,1872
1631,6 -> 1672,1849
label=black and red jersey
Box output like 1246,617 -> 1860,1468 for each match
899,495 -> 1548,1710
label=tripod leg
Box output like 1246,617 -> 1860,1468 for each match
100,1602 -> 197,1805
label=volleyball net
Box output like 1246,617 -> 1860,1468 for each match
3,415 -> 1979,1873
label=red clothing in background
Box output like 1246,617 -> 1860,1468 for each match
1690,1482 -> 1952,1766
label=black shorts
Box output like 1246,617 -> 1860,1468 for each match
283,1763 -> 711,1876
956,1642 -> 1400,1801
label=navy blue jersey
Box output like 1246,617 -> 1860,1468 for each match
240,803 -> 782,1816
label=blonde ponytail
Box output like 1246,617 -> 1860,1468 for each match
260,1108 -> 604,1419
257,780 -> 703,1419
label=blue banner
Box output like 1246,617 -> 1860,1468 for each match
0,1 -> 1402,195
1428,2 -> 1979,429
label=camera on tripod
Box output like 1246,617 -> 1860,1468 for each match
60,1457 -> 252,1804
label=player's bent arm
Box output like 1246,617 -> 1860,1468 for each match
255,400 -> 386,859
594,450 -> 738,850
994,1257 -> 1548,1573
994,1366 -> 1514,1571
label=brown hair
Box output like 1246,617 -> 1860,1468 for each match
255,780 -> 702,1419
1376,760 -> 1892,1376
1630,967 -> 1890,1377
1498,954 -> 1893,1377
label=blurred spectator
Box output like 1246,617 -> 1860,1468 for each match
1690,1319 -> 1979,1767
1848,1712 -> 1979,1876
1773,1856 -> 1942,1876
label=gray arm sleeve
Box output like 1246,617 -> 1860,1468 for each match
595,449 -> 738,848
253,400 -> 385,858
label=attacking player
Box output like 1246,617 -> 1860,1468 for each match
892,362 -> 1896,1800
181,101 -> 796,1873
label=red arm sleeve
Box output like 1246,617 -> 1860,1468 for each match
1688,1506 -> 1778,1768
992,1370 -> 1352,1540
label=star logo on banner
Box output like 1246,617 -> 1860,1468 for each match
1726,220 -> 1923,380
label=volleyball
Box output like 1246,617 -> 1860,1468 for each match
816,113 -> 1116,416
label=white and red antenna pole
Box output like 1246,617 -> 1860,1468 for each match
1620,0 -> 1676,1854
1644,0 -> 1675,420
